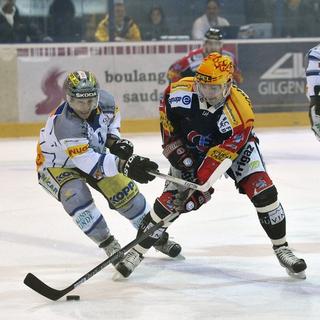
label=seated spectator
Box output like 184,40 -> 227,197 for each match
276,0 -> 315,37
95,0 -> 141,42
0,0 -> 25,43
192,0 -> 230,40
143,6 -> 169,41
47,0 -> 80,42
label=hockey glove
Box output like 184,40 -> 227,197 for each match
109,138 -> 134,159
310,105 -> 320,141
119,154 -> 158,184
163,138 -> 194,171
181,188 -> 214,212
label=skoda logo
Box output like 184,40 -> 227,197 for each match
182,95 -> 191,105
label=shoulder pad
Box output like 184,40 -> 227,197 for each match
308,45 -> 320,60
230,85 -> 253,109
98,89 -> 116,113
168,78 -> 194,109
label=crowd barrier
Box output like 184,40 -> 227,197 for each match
1,38 -> 318,137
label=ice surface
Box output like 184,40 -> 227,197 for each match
0,127 -> 319,320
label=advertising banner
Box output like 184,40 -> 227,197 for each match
15,39 -> 319,122
238,40 -> 319,112
16,43 -> 201,122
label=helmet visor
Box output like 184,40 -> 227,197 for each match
67,95 -> 98,119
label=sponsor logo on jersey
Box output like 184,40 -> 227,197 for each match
67,144 -> 89,158
56,171 -> 75,183
39,172 -> 58,196
218,113 -> 232,133
110,181 -> 137,206
207,146 -> 236,162
168,93 -> 192,109
235,144 -> 254,176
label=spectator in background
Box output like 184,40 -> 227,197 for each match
95,0 -> 141,42
143,6 -> 169,41
0,0 -> 25,42
47,0 -> 80,42
278,0 -> 315,37
192,0 -> 230,40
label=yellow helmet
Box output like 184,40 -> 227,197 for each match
195,52 -> 234,85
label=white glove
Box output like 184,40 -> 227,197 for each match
310,105 -> 320,141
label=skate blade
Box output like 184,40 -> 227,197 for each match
112,270 -> 127,281
174,254 -> 186,260
286,269 -> 306,280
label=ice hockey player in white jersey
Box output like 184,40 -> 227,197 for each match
36,70 -> 182,264
306,44 -> 320,140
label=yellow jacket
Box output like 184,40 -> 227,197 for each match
95,15 -> 141,42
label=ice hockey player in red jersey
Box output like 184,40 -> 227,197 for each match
115,53 -> 307,280
167,27 -> 243,84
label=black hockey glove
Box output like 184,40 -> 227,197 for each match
119,154 -> 159,184
181,188 -> 214,212
163,138 -> 194,171
109,138 -> 134,159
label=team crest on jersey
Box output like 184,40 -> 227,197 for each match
218,113 -> 232,133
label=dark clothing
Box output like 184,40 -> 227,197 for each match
0,7 -> 24,43
143,22 -> 169,40
280,1 -> 316,37
47,0 -> 80,42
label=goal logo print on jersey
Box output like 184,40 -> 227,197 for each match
187,130 -> 212,152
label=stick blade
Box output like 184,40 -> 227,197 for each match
24,273 -> 66,301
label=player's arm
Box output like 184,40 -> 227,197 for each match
159,86 -> 194,171
98,90 -> 134,160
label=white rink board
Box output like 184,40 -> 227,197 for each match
0,127 -> 320,320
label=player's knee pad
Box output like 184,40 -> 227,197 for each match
239,172 -> 274,201
252,185 -> 278,210
117,192 -> 151,229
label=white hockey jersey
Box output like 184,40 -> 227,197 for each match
306,44 -> 320,98
36,90 -> 122,178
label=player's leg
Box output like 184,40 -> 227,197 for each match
38,167 -> 121,260
95,174 -> 182,258
115,167 -> 213,278
229,138 -> 307,278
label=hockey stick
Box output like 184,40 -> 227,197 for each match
149,158 -> 232,192
23,212 -> 179,301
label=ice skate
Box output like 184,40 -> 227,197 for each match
113,248 -> 144,279
99,235 -> 122,265
273,244 -> 307,279
153,232 -> 183,259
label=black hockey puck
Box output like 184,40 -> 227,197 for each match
66,295 -> 80,301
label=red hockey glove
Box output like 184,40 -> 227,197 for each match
197,156 -> 220,185
163,138 -> 194,171
182,188 -> 214,212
